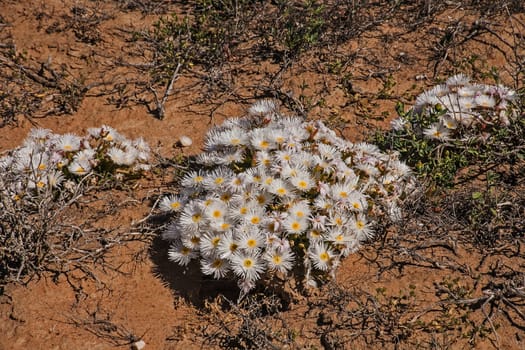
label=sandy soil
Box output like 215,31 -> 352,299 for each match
1,1 -> 524,349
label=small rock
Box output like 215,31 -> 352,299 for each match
130,340 -> 146,350
178,136 -> 193,147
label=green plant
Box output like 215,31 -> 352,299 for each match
374,75 -> 524,187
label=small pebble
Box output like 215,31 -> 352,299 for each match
178,135 -> 193,147
130,339 -> 146,350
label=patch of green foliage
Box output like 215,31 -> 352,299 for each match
373,99 -> 525,188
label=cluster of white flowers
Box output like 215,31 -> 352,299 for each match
161,100 -> 416,294
391,74 -> 518,141
0,125 -> 151,203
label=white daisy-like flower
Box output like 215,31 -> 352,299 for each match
168,241 -> 197,266
308,242 -> 335,271
457,85 -> 478,98
390,117 -> 408,131
230,252 -> 265,281
248,99 -> 278,116
347,190 -> 368,212
210,219 -> 234,232
317,144 -> 341,161
237,228 -> 265,252
159,194 -> 185,212
74,148 -> 96,165
200,233 -> 223,257
441,114 -> 458,129
47,170 -> 64,188
203,167 -> 234,191
250,128 -> 274,151
227,197 -> 254,222
242,208 -> 265,226
268,178 -> 294,198
288,200 -> 311,220
458,96 -> 476,110
283,216 -> 309,235
180,170 -> 206,188
205,200 -> 228,221
253,190 -> 272,206
54,133 -> 82,152
264,248 -> 295,274
423,122 -> 451,141
201,256 -> 230,279
29,128 -> 52,141
107,147 -> 128,165
217,231 -> 240,259
307,228 -> 324,242
99,125 -> 122,142
276,152 -> 297,168
225,175 -> 246,194
309,214 -> 327,231
327,211 -> 348,229
182,234 -> 201,250
289,171 -> 314,192
221,149 -> 245,165
414,90 -> 441,113
474,94 -> 497,109
313,196 -> 335,211
220,128 -> 249,147
268,128 -> 287,145
255,151 -> 272,168
178,201 -> 206,233
68,160 -> 90,176
133,137 -> 151,154
350,214 -> 375,240
446,74 -> 470,87
326,228 -> 351,245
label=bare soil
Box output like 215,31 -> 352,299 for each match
1,1 -> 524,349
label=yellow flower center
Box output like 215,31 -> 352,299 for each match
319,252 -> 329,262
243,259 -> 253,268
250,217 -> 260,225
247,239 -> 257,248
272,255 -> 282,264
310,230 -> 321,238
